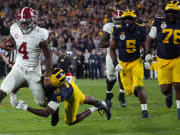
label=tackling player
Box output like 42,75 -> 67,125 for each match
110,9 -> 149,118
99,10 -> 126,120
15,68 -> 110,126
0,7 -> 52,107
145,0 -> 180,119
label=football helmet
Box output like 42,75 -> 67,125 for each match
17,7 -> 37,34
50,68 -> 66,87
112,10 -> 123,25
121,9 -> 136,32
164,1 -> 180,23
165,0 -> 180,11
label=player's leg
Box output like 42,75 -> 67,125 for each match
157,57 -> 174,108
133,59 -> 149,118
160,84 -> 173,108
0,64 -> 25,103
172,57 -> 180,119
173,83 -> 180,119
117,72 -> 126,107
10,81 -> 28,107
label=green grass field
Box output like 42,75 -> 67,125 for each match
0,79 -> 180,135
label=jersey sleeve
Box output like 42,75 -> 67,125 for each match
10,23 -> 17,39
103,23 -> 113,34
40,28 -> 49,42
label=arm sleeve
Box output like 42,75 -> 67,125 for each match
40,28 -> 49,42
48,101 -> 59,111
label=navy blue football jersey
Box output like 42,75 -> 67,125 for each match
50,82 -> 73,102
152,17 -> 180,59
113,24 -> 147,62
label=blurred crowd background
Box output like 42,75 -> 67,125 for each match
0,0 -> 171,79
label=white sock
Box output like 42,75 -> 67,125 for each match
120,89 -> 125,93
176,100 -> 180,109
89,107 -> 98,113
141,104 -> 147,111
106,90 -> 112,94
10,93 -> 17,100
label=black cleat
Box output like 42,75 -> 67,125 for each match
51,107 -> 59,126
165,95 -> 173,108
118,93 -> 126,108
95,100 -> 111,120
142,110 -> 149,118
177,109 -> 180,120
105,100 -> 112,120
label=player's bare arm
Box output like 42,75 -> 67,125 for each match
0,36 -> 15,51
27,106 -> 54,117
110,35 -> 118,66
145,35 -> 154,53
40,40 -> 52,87
99,32 -> 110,48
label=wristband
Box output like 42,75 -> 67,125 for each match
44,76 -> 50,80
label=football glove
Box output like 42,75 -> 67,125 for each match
145,53 -> 152,61
16,100 -> 28,111
144,61 -> 151,70
115,64 -> 123,72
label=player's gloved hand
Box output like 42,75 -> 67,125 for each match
145,53 -> 152,62
115,64 -> 123,72
16,100 -> 28,111
10,93 -> 18,107
113,60 -> 122,72
144,61 -> 151,70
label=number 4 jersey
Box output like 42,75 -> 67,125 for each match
113,24 -> 147,62
149,17 -> 180,59
10,23 -> 49,66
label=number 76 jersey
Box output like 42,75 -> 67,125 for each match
10,23 -> 49,67
112,24 -> 147,62
151,17 -> 180,59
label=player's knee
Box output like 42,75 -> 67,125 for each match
160,84 -> 172,96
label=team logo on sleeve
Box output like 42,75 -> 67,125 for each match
120,32 -> 126,40
161,22 -> 167,29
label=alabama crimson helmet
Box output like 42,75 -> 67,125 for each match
112,10 -> 123,24
17,7 -> 37,34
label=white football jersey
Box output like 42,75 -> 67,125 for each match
10,23 -> 49,67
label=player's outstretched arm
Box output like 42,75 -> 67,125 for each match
40,40 -> 52,87
16,100 -> 54,117
110,35 -> 118,66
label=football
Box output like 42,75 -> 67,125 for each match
5,37 -> 15,49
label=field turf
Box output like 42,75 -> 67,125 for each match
0,79 -> 180,135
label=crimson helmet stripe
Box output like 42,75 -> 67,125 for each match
21,7 -> 28,20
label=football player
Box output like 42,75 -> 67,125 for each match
99,10 -> 126,120
110,9 -> 149,118
15,68 -> 110,126
145,0 -> 180,119
0,7 -> 52,107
